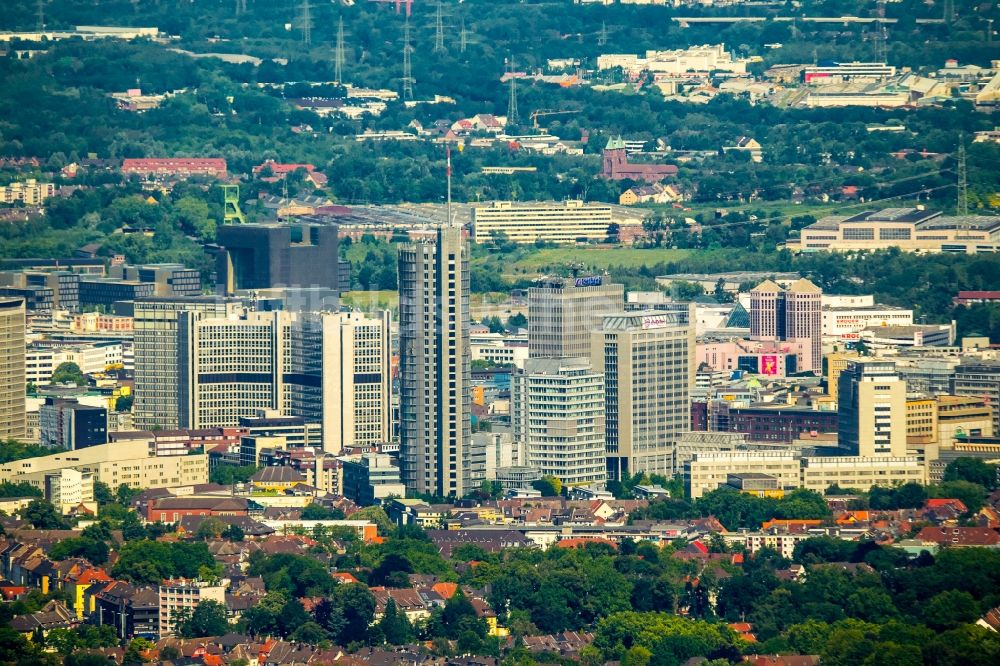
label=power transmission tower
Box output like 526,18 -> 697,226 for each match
300,0 -> 312,45
433,2 -> 446,53
507,57 -> 519,126
335,17 -> 346,82
598,21 -> 607,47
956,137 -> 968,216
943,0 -> 954,24
37,0 -> 44,31
402,19 -> 414,101
874,0 -> 887,63
460,17 -> 468,54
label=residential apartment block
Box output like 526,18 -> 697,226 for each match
513,357 -> 607,488
0,179 -> 56,205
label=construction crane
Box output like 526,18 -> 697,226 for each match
529,109 -> 578,129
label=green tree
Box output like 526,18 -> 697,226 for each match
922,590 -> 981,631
123,637 -> 154,664
176,600 -> 228,638
942,458 -> 998,490
21,499 -> 70,530
378,599 -> 414,645
50,362 -> 86,386
532,475 -> 562,497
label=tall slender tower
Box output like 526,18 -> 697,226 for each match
507,57 -> 519,126
460,17 -> 468,54
300,0 -> 312,45
398,225 -> 471,498
402,19 -> 414,101
598,21 -> 608,46
433,2 -> 446,53
957,137 -> 969,216
335,16 -> 346,82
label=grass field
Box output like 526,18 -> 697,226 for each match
504,247 -> 693,276
341,290 -> 398,310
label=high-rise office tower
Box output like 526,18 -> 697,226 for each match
0,297 -> 26,439
528,276 -> 624,359
398,226 -> 471,498
512,357 -> 606,487
133,297 -> 241,431
592,308 -> 694,480
176,309 -> 391,454
326,310 -> 393,449
838,360 -> 907,457
749,278 -> 822,372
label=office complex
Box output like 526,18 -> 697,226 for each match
39,398 -> 108,450
215,223 -> 344,297
592,309 -> 694,479
0,298 -> 26,440
951,361 -> 1000,434
838,360 -> 907,457
791,208 -> 1000,254
512,357 -> 607,487
528,276 -> 624,359
0,440 -> 209,491
398,226 -> 471,498
176,309 -> 390,454
470,200 -> 614,244
79,278 -> 156,310
0,271 -> 79,312
749,278 -> 822,372
108,264 -> 202,297
133,297 -> 241,430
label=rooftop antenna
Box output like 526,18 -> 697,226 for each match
507,56 -> 519,126
300,0 -> 312,45
402,18 -> 414,101
335,16 -> 346,82
956,136 -> 968,216
433,1 -> 446,54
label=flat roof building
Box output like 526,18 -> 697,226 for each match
792,208 -> 1000,254
471,200 -> 614,244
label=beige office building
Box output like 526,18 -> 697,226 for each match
326,310 -> 393,448
512,357 -> 606,487
800,455 -> 925,491
0,440 -> 209,490
159,580 -> 227,637
838,360 -> 907,457
134,297 -> 241,431
592,309 -> 694,479
685,451 -> 801,500
0,298 -> 26,440
936,395 -> 993,448
529,277 -> 624,359
398,226 -> 472,497
826,351 -> 862,401
471,200 -> 614,244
